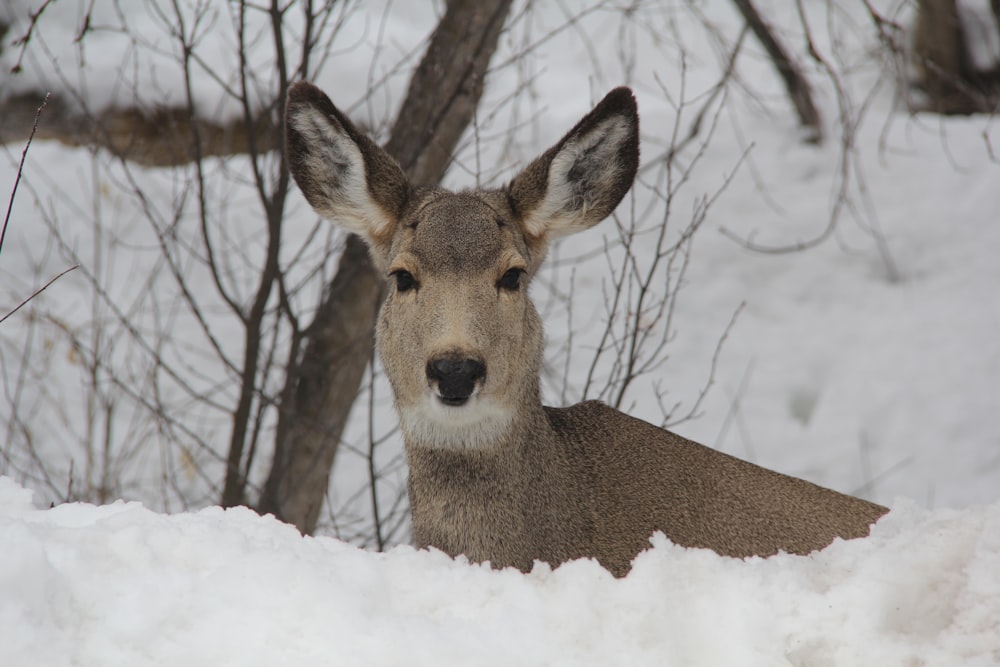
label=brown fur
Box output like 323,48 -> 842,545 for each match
285,82 -> 888,577
408,402 -> 886,577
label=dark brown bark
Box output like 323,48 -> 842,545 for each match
257,233 -> 382,527
913,0 -> 969,113
911,0 -> 1000,114
731,0 -> 823,143
257,0 -> 514,535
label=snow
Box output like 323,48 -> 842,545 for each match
1,477 -> 998,666
2,0 -> 1000,663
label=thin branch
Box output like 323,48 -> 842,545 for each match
2,94 -> 50,259
666,301 -> 745,429
0,264 -> 79,326
367,350 -> 385,552
0,94 -> 80,326
639,27 -> 749,174
731,0 -> 824,143
9,0 -> 56,73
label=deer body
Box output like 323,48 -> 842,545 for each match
285,82 -> 887,577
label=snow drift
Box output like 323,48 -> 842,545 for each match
1,477 -> 997,666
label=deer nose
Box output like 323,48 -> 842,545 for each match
426,356 -> 486,406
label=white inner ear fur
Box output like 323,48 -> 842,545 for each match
522,114 -> 632,240
290,106 -> 394,241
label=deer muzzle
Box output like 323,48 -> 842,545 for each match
426,356 -> 486,406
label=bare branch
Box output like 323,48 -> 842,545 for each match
8,0 -> 56,74
2,94 -> 49,259
0,264 -> 78,327
1,93 -> 80,327
731,0 -> 824,143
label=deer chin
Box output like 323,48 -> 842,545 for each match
397,393 -> 515,451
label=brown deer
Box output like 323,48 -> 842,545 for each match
284,82 -> 888,577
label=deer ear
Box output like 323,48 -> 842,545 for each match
509,87 -> 639,242
285,82 -> 409,249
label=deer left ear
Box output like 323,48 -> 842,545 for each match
509,87 -> 639,242
285,81 -> 410,259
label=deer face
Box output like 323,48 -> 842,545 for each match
285,82 -> 639,450
375,190 -> 545,448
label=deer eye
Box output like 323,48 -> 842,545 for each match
497,268 -> 524,292
392,270 -> 417,293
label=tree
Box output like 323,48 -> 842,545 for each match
910,0 -> 1000,113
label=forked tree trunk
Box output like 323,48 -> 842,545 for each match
256,0 -> 514,535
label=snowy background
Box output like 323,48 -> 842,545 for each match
1,0 -> 999,664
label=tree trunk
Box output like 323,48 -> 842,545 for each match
731,0 -> 823,143
257,0 -> 514,535
913,0 -> 968,113
911,0 -> 1000,114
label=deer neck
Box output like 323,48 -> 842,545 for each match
403,395 -> 580,571
398,380 -> 550,454
401,384 -> 560,493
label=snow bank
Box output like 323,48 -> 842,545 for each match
1,477 -> 997,666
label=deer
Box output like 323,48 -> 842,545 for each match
284,81 -> 889,577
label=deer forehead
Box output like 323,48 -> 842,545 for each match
390,191 -> 530,275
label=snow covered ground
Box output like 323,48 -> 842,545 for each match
2,0 -> 999,664
1,477 -> 998,666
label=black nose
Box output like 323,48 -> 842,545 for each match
426,356 -> 486,406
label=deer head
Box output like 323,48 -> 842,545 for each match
286,83 -> 639,450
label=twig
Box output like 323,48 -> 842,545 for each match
639,26 -> 748,174
985,129 -> 998,162
0,264 -> 79,326
367,349 -> 385,552
0,93 -> 79,326
712,358 -> 755,456
666,301 -> 745,429
9,0 -> 56,73
2,93 -> 50,259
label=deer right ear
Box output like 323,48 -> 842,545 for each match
285,82 -> 409,251
509,87 -> 639,243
